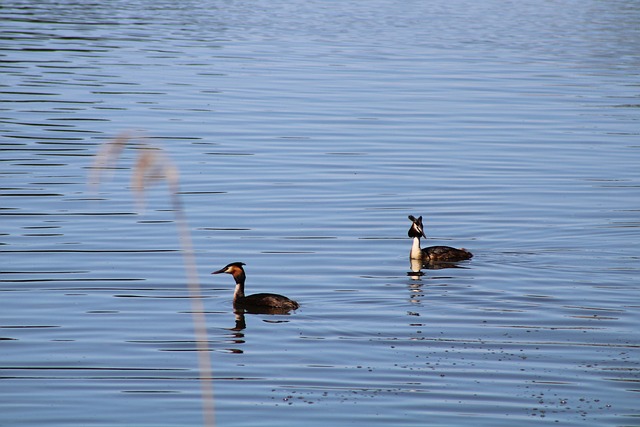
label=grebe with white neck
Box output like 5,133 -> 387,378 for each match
408,215 -> 473,263
212,262 -> 299,311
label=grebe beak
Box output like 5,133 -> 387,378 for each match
212,267 -> 226,275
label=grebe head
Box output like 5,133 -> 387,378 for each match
212,262 -> 246,279
408,215 -> 426,239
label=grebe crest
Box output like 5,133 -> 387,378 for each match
212,262 -> 299,311
408,215 -> 473,263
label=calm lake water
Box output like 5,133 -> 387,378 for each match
2,1 -> 639,426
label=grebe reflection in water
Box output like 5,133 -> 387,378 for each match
231,307 -> 295,332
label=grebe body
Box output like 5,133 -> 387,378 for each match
212,262 -> 299,311
408,215 -> 472,263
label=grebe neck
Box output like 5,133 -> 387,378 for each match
231,271 -> 246,303
410,236 -> 422,260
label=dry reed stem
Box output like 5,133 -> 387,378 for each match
88,132 -> 128,190
90,133 -> 215,427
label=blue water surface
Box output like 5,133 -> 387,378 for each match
1,1 -> 639,426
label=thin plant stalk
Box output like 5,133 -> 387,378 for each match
172,192 -> 216,427
91,134 -> 215,427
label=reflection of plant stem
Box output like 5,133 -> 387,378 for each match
91,134 -> 215,427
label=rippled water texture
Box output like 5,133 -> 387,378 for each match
2,1 -> 639,426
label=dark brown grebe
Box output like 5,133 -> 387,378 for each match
408,215 -> 473,263
212,262 -> 299,311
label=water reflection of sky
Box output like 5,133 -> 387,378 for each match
1,1 -> 639,426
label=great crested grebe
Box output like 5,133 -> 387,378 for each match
212,262 -> 299,311
408,215 -> 473,263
